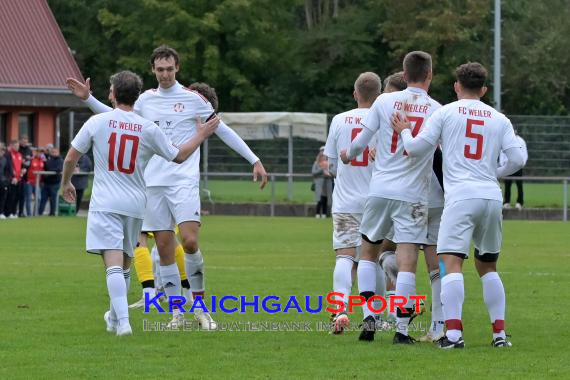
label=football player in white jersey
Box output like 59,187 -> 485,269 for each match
67,46 -> 268,330
324,72 -> 382,334
128,82 -> 220,310
61,71 -> 219,336
391,62 -> 524,348
341,51 -> 441,343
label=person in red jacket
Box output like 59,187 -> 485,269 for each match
4,140 -> 22,218
26,148 -> 44,216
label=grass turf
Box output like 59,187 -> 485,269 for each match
1,216 -> 569,379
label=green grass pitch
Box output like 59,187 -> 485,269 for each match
1,216 -> 569,379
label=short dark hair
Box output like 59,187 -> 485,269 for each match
189,82 -> 219,112
383,71 -> 407,92
150,45 -> 180,67
354,72 -> 382,103
403,51 -> 432,83
455,62 -> 488,91
110,71 -> 143,106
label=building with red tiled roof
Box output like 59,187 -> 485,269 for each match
0,0 -> 85,147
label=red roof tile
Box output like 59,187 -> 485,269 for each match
0,0 -> 83,90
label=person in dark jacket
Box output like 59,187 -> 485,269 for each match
0,142 -> 13,219
5,140 -> 22,218
39,147 -> 63,216
19,136 -> 33,216
71,154 -> 92,214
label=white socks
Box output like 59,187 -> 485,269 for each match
395,272 -> 416,336
185,250 -> 205,299
106,266 -> 128,326
159,263 -> 181,313
373,263 -> 386,319
481,271 -> 506,339
441,273 -> 464,342
333,255 -> 353,310
123,268 -> 131,292
357,260 -> 377,320
429,269 -> 444,335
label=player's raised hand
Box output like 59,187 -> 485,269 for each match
340,149 -> 350,164
253,161 -> 268,190
66,77 -> 91,100
61,182 -> 76,204
196,115 -> 220,139
391,112 -> 411,134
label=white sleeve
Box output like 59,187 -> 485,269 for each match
328,157 -> 338,177
497,147 -> 525,177
416,108 -> 444,146
501,119 -> 520,151
348,127 -> 375,160
146,124 -> 179,162
71,118 -> 95,154
323,119 -> 338,159
214,120 -> 259,164
400,129 -> 436,157
83,95 -> 113,114
362,97 -> 383,133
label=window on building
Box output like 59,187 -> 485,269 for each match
0,113 -> 7,144
18,113 -> 35,144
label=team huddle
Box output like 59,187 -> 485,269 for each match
326,51 -> 524,348
61,47 -> 523,348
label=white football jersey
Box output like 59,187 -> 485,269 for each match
363,87 -> 441,203
72,109 -> 179,219
325,108 -> 373,213
134,82 -> 213,187
418,99 -> 520,205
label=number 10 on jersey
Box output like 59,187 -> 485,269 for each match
108,132 -> 140,174
351,128 -> 369,166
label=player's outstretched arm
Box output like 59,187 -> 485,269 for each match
252,160 -> 268,189
66,77 -> 112,114
340,127 -> 375,164
61,148 -> 82,203
214,121 -> 267,189
173,116 -> 220,164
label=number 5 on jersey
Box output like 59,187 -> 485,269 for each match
108,132 -> 140,174
464,119 -> 484,160
351,128 -> 369,166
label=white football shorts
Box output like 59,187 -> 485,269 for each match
437,199 -> 503,258
142,185 -> 201,232
332,213 -> 363,250
425,207 -> 443,246
359,197 -> 428,244
86,211 -> 142,257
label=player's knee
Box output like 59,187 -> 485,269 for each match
181,235 -> 199,253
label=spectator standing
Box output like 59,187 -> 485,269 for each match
27,148 -> 44,216
0,142 -> 13,219
5,140 -> 22,218
19,136 -> 33,216
39,147 -> 63,216
312,146 -> 333,218
71,154 -> 92,214
502,134 -> 528,210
